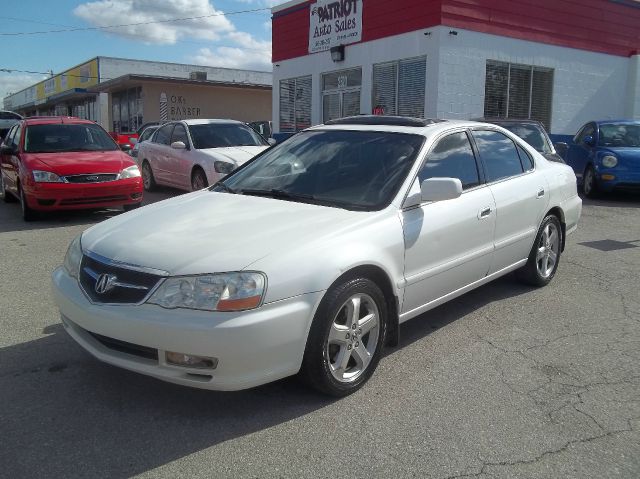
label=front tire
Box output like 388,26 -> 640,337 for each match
1,173 -> 16,203
191,167 -> 208,191
582,165 -> 598,198
19,185 -> 37,222
300,277 -> 387,397
518,215 -> 562,287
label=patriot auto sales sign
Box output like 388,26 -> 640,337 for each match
309,0 -> 362,54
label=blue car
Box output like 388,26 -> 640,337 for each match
561,120 -> 640,197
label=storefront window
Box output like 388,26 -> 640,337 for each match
112,87 -> 143,133
484,60 -> 554,130
372,56 -> 426,118
321,68 -> 362,122
279,76 -> 312,133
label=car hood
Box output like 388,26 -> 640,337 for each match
25,151 -> 131,175
81,190 -> 367,275
199,146 -> 268,165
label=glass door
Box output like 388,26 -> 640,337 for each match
322,68 -> 362,122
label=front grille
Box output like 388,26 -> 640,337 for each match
64,174 -> 119,183
79,253 -> 163,304
60,195 -> 128,206
89,332 -> 158,361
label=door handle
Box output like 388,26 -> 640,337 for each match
537,188 -> 545,198
478,206 -> 492,219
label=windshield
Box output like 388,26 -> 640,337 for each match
189,123 -> 268,149
24,123 -> 118,153
598,123 -> 640,147
216,130 -> 424,211
497,123 -> 551,154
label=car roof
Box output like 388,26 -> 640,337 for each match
177,119 -> 245,126
594,119 -> 640,125
23,116 -> 96,126
308,116 -> 498,136
474,117 -> 545,126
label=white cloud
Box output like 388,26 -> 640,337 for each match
235,0 -> 283,6
1,73 -> 46,108
74,0 -> 235,45
74,0 -> 274,70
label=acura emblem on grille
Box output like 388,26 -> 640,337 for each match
95,273 -> 117,294
87,176 -> 100,182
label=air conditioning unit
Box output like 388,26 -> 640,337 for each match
189,71 -> 207,81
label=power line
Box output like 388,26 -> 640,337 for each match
0,7 -> 271,36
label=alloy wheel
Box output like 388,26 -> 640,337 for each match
536,222 -> 560,278
325,293 -> 380,383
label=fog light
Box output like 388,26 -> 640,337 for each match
166,351 -> 218,369
131,192 -> 143,199
601,174 -> 615,181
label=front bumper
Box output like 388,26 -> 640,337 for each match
52,267 -> 323,391
25,177 -> 143,210
595,168 -> 640,193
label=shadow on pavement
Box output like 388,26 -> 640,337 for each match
0,274 -> 532,478
581,191 -> 640,209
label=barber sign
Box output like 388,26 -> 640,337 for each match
309,0 -> 362,54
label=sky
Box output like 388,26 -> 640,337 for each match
0,0 -> 283,102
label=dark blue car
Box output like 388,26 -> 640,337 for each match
561,120 -> 640,197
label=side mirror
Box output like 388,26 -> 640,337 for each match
171,141 -> 187,150
267,138 -> 277,146
554,141 -> 568,157
583,135 -> 595,147
119,143 -> 132,152
421,177 -> 463,202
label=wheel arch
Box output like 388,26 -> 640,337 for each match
327,264 -> 400,347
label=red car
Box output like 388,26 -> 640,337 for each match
0,117 -> 143,221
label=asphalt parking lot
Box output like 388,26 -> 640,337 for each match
1,189 -> 639,478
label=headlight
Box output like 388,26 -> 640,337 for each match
147,272 -> 266,312
33,170 -> 63,182
63,235 -> 83,279
601,155 -> 618,168
214,161 -> 235,174
120,165 -> 141,178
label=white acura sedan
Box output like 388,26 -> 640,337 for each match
52,116 -> 581,396
136,119 -> 271,192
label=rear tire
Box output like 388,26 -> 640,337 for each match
141,161 -> 156,192
19,185 -> 37,222
518,215 -> 562,287
300,277 -> 387,397
191,167 -> 208,191
582,165 -> 598,198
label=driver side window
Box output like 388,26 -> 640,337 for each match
419,131 -> 480,190
575,124 -> 595,145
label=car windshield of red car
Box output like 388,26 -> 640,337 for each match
598,124 -> 640,148
189,123 -> 268,149
23,124 -> 119,153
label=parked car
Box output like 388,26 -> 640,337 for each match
559,120 -> 640,197
136,121 -> 164,137
0,111 -> 23,140
248,120 -> 273,139
130,125 -> 159,159
52,116 -> 581,396
137,119 -> 270,192
0,116 -> 143,221
475,118 -> 564,163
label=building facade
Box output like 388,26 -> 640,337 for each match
271,0 -> 640,136
4,57 -> 272,134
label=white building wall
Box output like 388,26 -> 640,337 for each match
273,26 -> 632,135
627,54 -> 640,119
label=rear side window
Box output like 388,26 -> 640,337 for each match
473,130 -> 524,182
154,124 -> 173,145
419,132 -> 480,190
517,144 -> 534,171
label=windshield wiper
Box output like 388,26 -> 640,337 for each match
239,188 -> 316,202
213,182 -> 236,194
